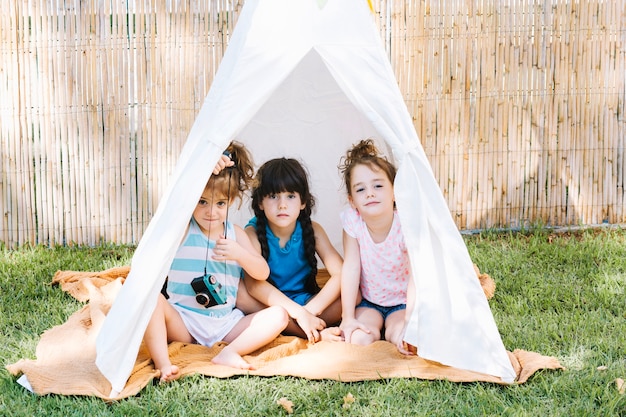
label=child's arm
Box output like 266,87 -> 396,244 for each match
302,222 -> 343,317
243,224 -> 326,342
243,225 -> 267,281
397,272 -> 417,355
244,274 -> 326,342
339,231 -> 370,342
213,226 -> 270,280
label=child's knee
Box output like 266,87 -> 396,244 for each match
351,328 -> 379,346
265,305 -> 290,327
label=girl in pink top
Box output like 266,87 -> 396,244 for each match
338,139 -> 416,355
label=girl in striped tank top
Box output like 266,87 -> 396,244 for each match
143,142 -> 288,383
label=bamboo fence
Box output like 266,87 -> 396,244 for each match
0,0 -> 624,247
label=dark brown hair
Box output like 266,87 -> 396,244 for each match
250,158 -> 320,294
338,138 -> 397,196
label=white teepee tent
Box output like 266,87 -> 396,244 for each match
96,0 -> 516,396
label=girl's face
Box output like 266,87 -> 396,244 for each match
259,191 -> 305,229
348,163 -> 395,218
193,187 -> 230,237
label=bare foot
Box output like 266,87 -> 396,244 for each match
158,364 -> 181,383
211,348 -> 255,370
320,327 -> 344,342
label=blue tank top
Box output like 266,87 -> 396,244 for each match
246,217 -> 312,304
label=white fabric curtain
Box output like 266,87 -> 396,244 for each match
96,0 -> 515,397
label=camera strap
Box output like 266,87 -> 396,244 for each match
202,165 -> 232,279
220,169 -> 232,279
202,182 -> 213,277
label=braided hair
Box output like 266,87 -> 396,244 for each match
250,158 -> 320,294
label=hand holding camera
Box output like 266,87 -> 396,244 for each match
212,235 -> 244,262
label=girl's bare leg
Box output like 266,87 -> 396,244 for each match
350,307 -> 383,346
282,318 -> 309,339
212,306 -> 288,369
235,279 -> 266,315
383,309 -> 407,348
318,297 -> 344,341
143,295 -> 192,382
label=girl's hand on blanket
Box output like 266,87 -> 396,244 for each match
397,339 -> 417,356
293,309 -> 326,343
395,323 -> 417,355
339,318 -> 370,343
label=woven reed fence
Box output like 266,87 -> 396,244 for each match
1,0 -> 624,247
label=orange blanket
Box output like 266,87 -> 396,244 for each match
6,266 -> 563,400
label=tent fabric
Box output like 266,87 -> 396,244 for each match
96,0 -> 517,396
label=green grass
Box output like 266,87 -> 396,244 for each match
1,229 -> 625,416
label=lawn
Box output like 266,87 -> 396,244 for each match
1,228 -> 625,416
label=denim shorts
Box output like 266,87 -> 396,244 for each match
357,298 -> 406,321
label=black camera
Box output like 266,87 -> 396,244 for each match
191,274 -> 227,308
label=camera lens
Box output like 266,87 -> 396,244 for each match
196,293 -> 210,306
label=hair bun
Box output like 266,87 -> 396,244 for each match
344,138 -> 381,165
225,141 -> 255,191
338,138 -> 397,194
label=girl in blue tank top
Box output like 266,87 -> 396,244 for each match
244,158 -> 344,343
